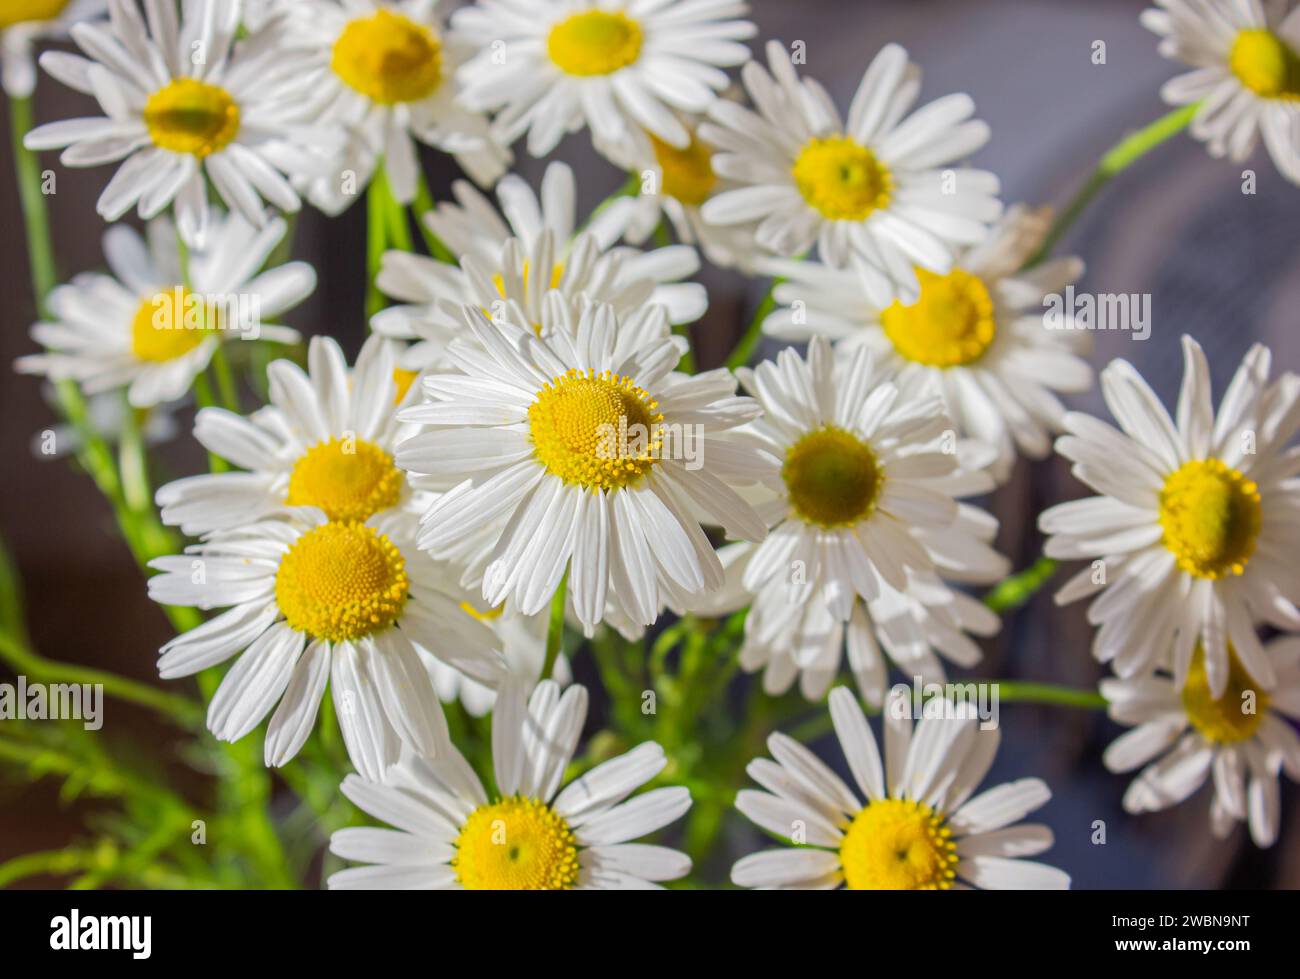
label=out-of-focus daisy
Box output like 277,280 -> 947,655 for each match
147,508 -> 504,780
452,0 -> 755,158
762,206 -> 1093,474
241,0 -> 287,32
278,0 -> 508,214
1040,336 -> 1300,697
703,337 -> 1007,705
1142,0 -> 1300,183
599,117 -> 761,270
396,301 -> 771,631
428,600 -> 571,716
155,335 -> 422,534
0,0 -> 105,99
28,386 -> 181,459
701,41 -> 1002,303
732,687 -> 1069,889
17,211 -> 311,408
329,678 -> 692,889
25,0 -> 332,246
1102,635 -> 1300,847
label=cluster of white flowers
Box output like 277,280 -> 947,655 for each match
9,0 -> 1300,889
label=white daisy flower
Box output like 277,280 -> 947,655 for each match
395,300 -> 771,632
329,677 -> 692,889
16,210 -> 311,408
732,687 -> 1070,890
762,205 -> 1094,474
154,334 -> 424,535
700,41 -> 1003,304
240,0 -> 287,32
147,507 -> 505,781
0,0 -> 105,99
1101,635 -> 1300,847
597,116 -> 762,271
452,0 -> 755,159
276,0 -> 509,214
1142,0 -> 1300,183
427,600 -> 571,717
24,0 -> 333,247
705,337 -> 1008,705
1040,336 -> 1300,697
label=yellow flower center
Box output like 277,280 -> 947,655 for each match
651,132 -> 717,206
392,367 -> 418,404
143,78 -> 241,158
286,438 -> 403,522
130,288 -> 215,363
528,368 -> 664,491
0,0 -> 68,29
1230,29 -> 1300,100
1158,459 -> 1261,580
783,427 -> 883,528
274,521 -> 409,642
331,9 -> 443,105
547,10 -> 643,76
452,796 -> 580,890
879,267 -> 997,368
1182,644 -> 1269,745
840,798 -> 958,890
792,135 -> 893,221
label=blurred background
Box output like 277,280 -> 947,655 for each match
2,0 -> 1298,888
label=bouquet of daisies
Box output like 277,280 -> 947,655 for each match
2,0 -> 1298,891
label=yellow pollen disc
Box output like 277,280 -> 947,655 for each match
331,9 -> 443,104
792,135 -> 893,221
528,368 -> 664,491
286,438 -> 403,522
1182,643 -> 1269,745
880,267 -> 997,368
547,10 -> 643,76
452,796 -> 580,890
274,521 -> 410,643
1230,29 -> 1300,100
840,798 -> 959,890
392,367 -> 418,404
143,78 -> 240,158
0,0 -> 69,29
1158,459 -> 1261,579
783,426 -> 883,528
459,600 -> 505,623
130,288 -> 215,363
650,132 -> 717,206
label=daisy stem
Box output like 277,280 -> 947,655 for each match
1028,103 -> 1199,266
724,278 -> 779,370
994,681 -> 1107,711
983,555 -> 1059,613
542,570 -> 569,681
366,172 -> 390,318
210,345 -> 240,412
412,171 -> 455,262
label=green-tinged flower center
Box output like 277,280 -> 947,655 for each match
143,78 -> 240,158
332,9 -> 443,104
1182,643 -> 1269,744
840,798 -> 958,890
1158,459 -> 1261,580
547,10 -> 643,77
792,135 -> 893,221
1230,29 -> 1300,100
783,426 -> 883,527
453,796 -> 580,890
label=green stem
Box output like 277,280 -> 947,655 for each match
10,97 -> 55,310
983,555 -> 1058,613
541,571 -> 568,682
366,171 -> 389,317
0,629 -> 203,730
210,344 -> 240,412
995,681 -> 1107,711
1028,103 -> 1198,267
724,278 -> 780,370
